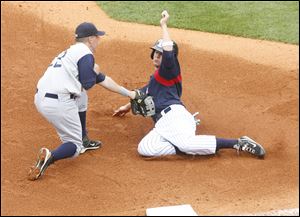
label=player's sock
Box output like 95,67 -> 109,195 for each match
79,111 -> 87,138
51,142 -> 77,161
216,138 -> 238,151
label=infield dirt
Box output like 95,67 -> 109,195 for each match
1,1 -> 299,216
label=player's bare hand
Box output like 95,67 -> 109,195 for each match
160,10 -> 169,26
112,105 -> 131,117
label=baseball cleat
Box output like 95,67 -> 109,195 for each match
80,136 -> 102,154
234,136 -> 266,158
28,148 -> 54,181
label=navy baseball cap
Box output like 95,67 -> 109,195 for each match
75,22 -> 105,38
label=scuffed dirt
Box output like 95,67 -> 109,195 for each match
1,2 -> 298,216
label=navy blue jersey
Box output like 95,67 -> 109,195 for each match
141,50 -> 183,115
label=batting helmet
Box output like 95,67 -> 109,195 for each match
150,39 -> 178,59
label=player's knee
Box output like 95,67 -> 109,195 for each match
138,142 -> 154,157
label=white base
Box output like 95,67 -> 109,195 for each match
146,204 -> 198,216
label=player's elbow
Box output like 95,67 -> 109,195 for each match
82,81 -> 96,90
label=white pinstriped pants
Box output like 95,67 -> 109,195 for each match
138,104 -> 217,157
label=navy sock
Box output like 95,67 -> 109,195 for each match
51,142 -> 77,161
216,138 -> 238,151
79,111 -> 87,139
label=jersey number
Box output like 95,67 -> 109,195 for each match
49,51 -> 67,68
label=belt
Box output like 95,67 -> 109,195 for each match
152,106 -> 171,123
36,89 -> 76,99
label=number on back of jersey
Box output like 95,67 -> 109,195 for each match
49,50 -> 67,68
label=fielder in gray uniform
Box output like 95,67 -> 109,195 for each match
28,22 -> 136,181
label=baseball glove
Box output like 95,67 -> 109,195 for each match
131,89 -> 155,117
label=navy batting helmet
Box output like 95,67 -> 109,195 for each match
150,39 -> 178,59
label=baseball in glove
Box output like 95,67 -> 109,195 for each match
131,89 -> 155,117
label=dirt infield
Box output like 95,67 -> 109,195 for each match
1,1 -> 299,216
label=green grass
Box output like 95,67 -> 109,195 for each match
97,1 -> 299,44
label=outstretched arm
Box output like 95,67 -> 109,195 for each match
98,76 -> 136,99
112,103 -> 131,117
94,63 -> 136,99
158,10 -> 179,78
160,10 -> 173,52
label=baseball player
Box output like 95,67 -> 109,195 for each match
113,11 -> 266,158
28,22 -> 137,181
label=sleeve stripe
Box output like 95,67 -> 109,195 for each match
154,70 -> 182,86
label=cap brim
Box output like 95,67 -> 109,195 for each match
150,46 -> 163,53
96,31 -> 105,36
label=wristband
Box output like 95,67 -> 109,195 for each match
119,86 -> 131,97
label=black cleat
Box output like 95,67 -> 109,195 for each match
234,136 -> 266,159
80,136 -> 102,154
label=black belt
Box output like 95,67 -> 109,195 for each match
36,89 -> 76,99
152,106 -> 171,123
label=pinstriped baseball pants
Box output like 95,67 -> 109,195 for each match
138,104 -> 217,157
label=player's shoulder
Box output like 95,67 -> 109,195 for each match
67,43 -> 93,61
70,43 -> 92,54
